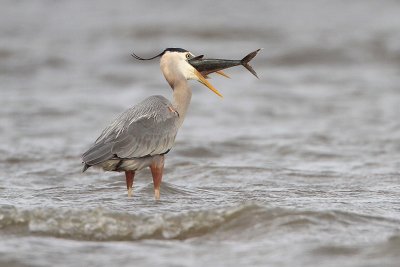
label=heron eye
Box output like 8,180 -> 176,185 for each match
186,53 -> 191,59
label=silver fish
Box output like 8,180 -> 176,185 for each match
189,49 -> 261,78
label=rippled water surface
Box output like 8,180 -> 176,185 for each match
1,1 -> 400,266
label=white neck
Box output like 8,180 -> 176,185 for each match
160,52 -> 193,128
171,78 -> 192,128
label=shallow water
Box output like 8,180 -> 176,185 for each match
1,0 -> 400,266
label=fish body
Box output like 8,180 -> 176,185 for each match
189,49 -> 261,78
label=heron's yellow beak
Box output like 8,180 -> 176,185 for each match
194,69 -> 223,98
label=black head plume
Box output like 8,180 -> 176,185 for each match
164,48 -> 188,53
131,48 -> 188,61
131,50 -> 165,61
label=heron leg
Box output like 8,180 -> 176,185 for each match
150,155 -> 165,200
125,170 -> 135,197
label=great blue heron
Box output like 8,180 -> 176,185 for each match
82,48 -> 260,199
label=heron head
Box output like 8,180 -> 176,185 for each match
132,48 -> 223,98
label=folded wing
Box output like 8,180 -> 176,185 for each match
82,95 -> 179,167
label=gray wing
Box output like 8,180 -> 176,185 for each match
82,95 -> 179,166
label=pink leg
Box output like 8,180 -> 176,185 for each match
125,170 -> 135,197
150,155 -> 165,200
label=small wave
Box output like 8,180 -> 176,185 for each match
0,204 -> 397,241
371,234 -> 400,257
0,204 -> 251,241
140,182 -> 194,196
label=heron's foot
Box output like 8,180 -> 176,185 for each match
154,188 -> 160,200
150,155 -> 164,201
125,170 -> 135,198
128,187 -> 133,197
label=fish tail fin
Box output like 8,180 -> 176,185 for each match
241,49 -> 261,79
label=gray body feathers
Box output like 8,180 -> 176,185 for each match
82,95 -> 179,172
